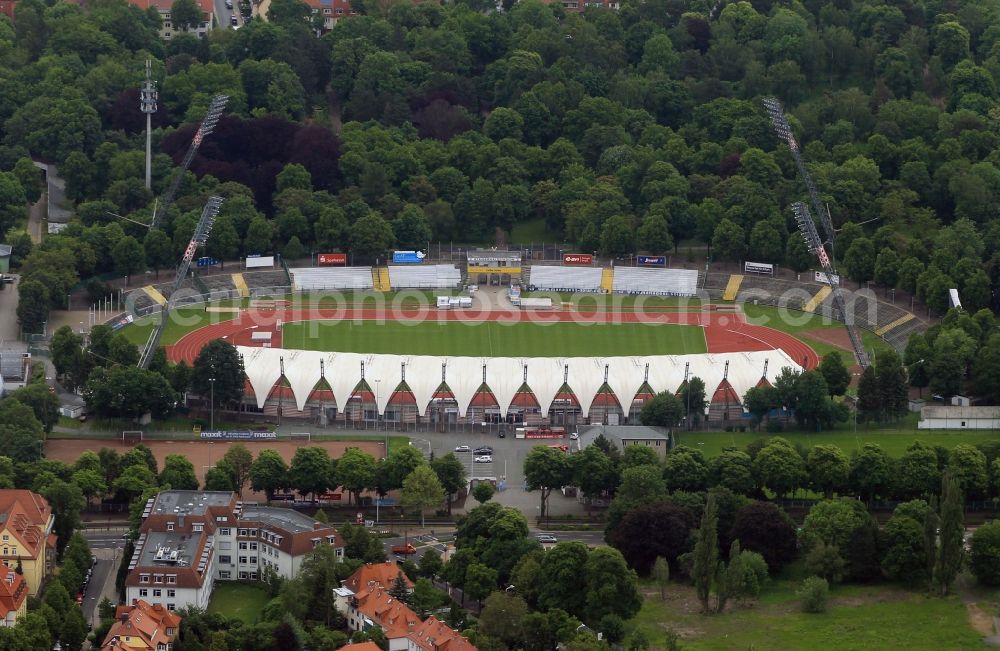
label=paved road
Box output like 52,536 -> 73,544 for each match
80,531 -> 127,633
213,0 -> 241,31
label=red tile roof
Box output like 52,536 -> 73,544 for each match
129,0 -> 213,17
102,600 -> 181,651
355,587 -> 422,639
337,644 -> 382,651
0,564 -> 27,619
343,561 -> 413,594
0,491 -> 52,559
407,615 -> 477,651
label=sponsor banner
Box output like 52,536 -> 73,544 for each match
467,265 -> 521,274
317,253 -> 347,265
637,255 -> 666,266
744,261 -> 774,274
110,314 -> 134,331
197,257 -> 220,267
814,271 -> 840,285
199,430 -> 277,440
392,251 -> 425,264
245,255 -> 275,269
949,288 -> 962,309
562,253 -> 593,265
525,432 -> 565,439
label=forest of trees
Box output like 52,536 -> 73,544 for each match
2,0 -> 1000,317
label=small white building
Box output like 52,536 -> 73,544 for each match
918,406 -> 1000,429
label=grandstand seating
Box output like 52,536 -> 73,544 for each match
232,273 -> 250,298
142,285 -> 167,306
529,265 -> 603,292
243,269 -> 291,291
722,274 -> 743,301
388,264 -> 461,289
601,268 -> 614,292
802,286 -> 832,313
290,267 -> 373,291
875,312 -> 915,337
612,267 -> 699,296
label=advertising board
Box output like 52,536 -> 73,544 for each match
392,251 -> 425,264
562,253 -> 593,265
317,253 -> 347,265
637,255 -> 666,266
199,431 -> 278,440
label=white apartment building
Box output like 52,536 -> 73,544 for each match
125,491 -> 343,611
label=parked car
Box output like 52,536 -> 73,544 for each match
474,455 -> 492,463
569,432 -> 579,440
473,446 -> 493,455
230,14 -> 238,25
454,445 -> 471,452
536,534 -> 557,544
391,543 -> 416,554
498,431 -> 506,438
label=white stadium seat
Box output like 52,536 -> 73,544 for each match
290,267 -> 373,290
529,265 -> 603,292
612,267 -> 698,297
388,264 -> 461,289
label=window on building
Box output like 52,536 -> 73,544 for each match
167,604 -> 175,612
238,529 -> 248,536
140,575 -> 150,584
219,528 -> 230,536
239,572 -> 248,579
167,589 -> 175,598
220,555 -> 231,564
167,575 -> 176,584
193,524 -> 203,532
249,557 -> 257,564
154,574 -> 164,584
153,589 -> 161,597
249,543 -> 257,551
249,529 -> 257,537
139,589 -> 148,597
219,571 -> 231,579
167,522 -> 174,531
238,556 -> 247,564
239,542 -> 247,551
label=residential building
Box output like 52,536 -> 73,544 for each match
0,3 -> 14,23
0,490 -> 55,596
407,616 -> 478,651
335,562 -> 475,651
125,490 -> 343,611
575,424 -> 671,459
302,0 -> 356,30
100,599 -> 181,651
0,564 -> 27,627
337,644 -> 383,651
130,0 -> 214,39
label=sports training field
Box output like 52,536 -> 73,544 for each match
279,320 -> 708,357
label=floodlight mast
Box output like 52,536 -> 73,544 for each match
138,196 -> 224,369
792,202 -> 870,369
762,97 -> 837,258
140,60 -> 158,190
147,94 -> 228,232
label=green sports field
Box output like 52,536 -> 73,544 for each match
280,320 -> 708,357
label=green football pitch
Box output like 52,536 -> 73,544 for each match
279,320 -> 708,357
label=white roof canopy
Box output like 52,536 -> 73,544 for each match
236,346 -> 801,416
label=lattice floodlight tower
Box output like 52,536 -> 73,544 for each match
138,195 -> 224,369
791,201 -> 870,369
764,96 -> 870,370
147,94 -> 229,232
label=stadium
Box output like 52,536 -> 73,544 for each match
115,247 -> 924,431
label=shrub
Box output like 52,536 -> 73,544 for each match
797,576 -> 829,613
804,542 -> 846,584
734,550 -> 769,598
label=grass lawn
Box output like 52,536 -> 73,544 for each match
121,307 -> 239,347
631,579 -> 982,650
675,412 -> 1000,458
207,582 -> 271,623
280,319 -> 708,357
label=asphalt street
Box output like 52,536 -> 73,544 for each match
81,530 -> 127,629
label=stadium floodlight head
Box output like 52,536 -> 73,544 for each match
140,60 -> 157,115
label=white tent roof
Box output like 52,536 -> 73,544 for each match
235,347 -> 801,416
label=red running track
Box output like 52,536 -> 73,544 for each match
167,307 -> 819,369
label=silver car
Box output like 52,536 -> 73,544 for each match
474,455 -> 492,463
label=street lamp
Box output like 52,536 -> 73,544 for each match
209,376 -> 216,431
374,379 -> 381,432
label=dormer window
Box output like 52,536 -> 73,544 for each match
193,523 -> 203,532
167,522 -> 174,531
